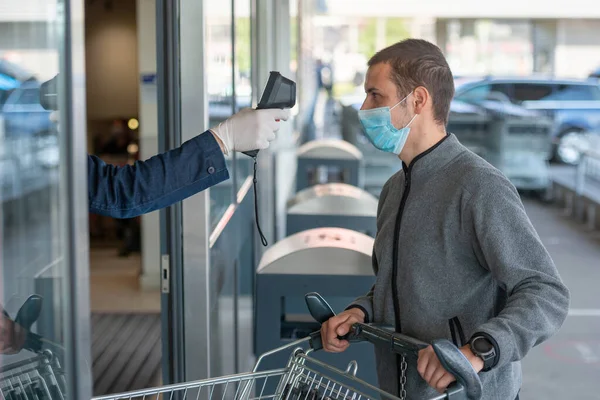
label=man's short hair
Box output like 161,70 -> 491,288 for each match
368,39 -> 454,126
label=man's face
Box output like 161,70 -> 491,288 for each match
360,63 -> 413,130
360,63 -> 399,111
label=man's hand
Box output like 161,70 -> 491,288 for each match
417,344 -> 483,394
321,308 -> 365,353
0,312 -> 27,355
210,108 -> 291,155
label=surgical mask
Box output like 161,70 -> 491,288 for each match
358,92 -> 417,154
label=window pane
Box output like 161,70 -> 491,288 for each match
542,84 -> 600,101
0,1 -> 71,398
512,83 -> 555,102
206,0 -> 234,230
234,0 -> 253,194
488,84 -> 513,102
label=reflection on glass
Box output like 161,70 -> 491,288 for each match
0,3 -> 69,398
206,0 -> 235,229
234,0 -> 253,194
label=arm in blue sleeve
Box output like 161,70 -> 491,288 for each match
88,130 -> 229,218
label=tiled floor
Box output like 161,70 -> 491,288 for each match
89,242 -> 163,395
89,242 -> 160,314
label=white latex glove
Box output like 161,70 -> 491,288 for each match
210,108 -> 290,155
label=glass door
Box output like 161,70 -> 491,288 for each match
0,0 -> 92,398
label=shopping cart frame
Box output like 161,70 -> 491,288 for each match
0,349 -> 67,400
91,293 -> 482,400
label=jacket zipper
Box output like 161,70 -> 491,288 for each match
390,134 -> 450,336
393,167 -> 412,397
389,135 -> 449,396
391,168 -> 412,334
449,317 -> 466,347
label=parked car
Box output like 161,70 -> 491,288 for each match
1,80 -> 58,171
453,76 -> 600,165
448,99 -> 553,193
0,59 -> 35,108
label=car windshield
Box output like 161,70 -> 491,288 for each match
453,78 -> 480,93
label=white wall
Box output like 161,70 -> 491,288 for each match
0,22 -> 58,81
324,0 -> 600,19
555,20 -> 600,78
0,0 -> 58,22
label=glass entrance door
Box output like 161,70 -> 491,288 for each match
0,0 -> 92,398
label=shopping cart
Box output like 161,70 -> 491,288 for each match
92,293 -> 482,400
0,294 -> 68,400
0,349 -> 67,400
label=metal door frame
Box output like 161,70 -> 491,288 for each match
59,0 -> 93,397
156,0 -> 187,385
157,0 -> 292,383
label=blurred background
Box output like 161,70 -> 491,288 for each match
1,0 -> 599,399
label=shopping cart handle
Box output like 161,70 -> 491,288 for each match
305,292 -> 336,323
432,339 -> 483,400
350,323 -> 429,355
308,328 -> 363,352
303,292 -> 482,399
14,295 -> 43,331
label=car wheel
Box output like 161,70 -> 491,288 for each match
555,130 -> 588,165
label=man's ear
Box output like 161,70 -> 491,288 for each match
412,86 -> 430,115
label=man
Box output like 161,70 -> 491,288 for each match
320,39 -> 569,400
48,100 -> 288,218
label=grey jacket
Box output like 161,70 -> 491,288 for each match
349,134 -> 570,400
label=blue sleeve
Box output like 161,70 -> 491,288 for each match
88,130 -> 229,218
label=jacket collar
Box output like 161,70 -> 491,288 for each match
402,133 -> 465,181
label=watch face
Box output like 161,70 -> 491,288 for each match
473,337 -> 494,354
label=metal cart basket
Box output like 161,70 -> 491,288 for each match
91,293 -> 482,400
0,292 -> 481,400
0,349 -> 67,400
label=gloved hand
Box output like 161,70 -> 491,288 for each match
210,108 -> 291,155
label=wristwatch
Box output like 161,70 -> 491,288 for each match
469,335 -> 496,371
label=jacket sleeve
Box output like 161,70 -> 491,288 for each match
467,171 -> 570,369
346,179 -> 392,323
88,130 -> 229,218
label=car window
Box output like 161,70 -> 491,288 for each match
455,83 -> 514,103
512,84 -> 555,102
0,89 -> 10,106
541,84 -> 600,101
15,88 -> 40,105
486,83 -> 513,102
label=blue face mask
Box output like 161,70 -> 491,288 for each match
358,92 -> 417,155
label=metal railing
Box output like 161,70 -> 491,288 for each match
575,148 -> 600,195
569,145 -> 600,231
